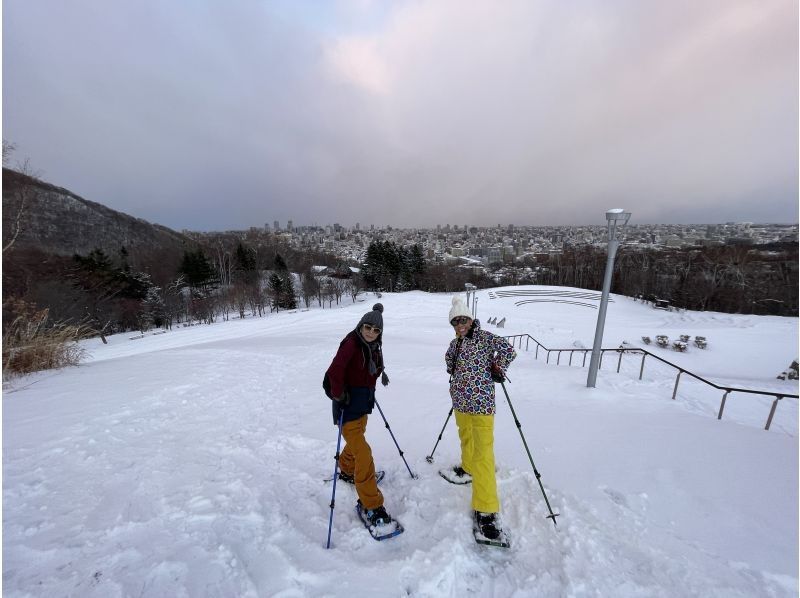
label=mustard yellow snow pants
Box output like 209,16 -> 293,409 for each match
339,415 -> 384,510
455,410 -> 499,513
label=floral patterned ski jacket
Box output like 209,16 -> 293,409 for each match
445,320 -> 517,415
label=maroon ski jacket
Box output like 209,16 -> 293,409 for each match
326,330 -> 384,424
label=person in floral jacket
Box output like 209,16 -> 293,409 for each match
442,296 -> 516,541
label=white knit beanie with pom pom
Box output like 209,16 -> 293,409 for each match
448,296 -> 473,323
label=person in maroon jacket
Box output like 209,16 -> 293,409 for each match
325,303 -> 394,526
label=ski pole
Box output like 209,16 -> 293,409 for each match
374,399 -> 417,479
425,407 -> 453,463
427,338 -> 462,464
498,381 -> 560,528
326,409 -> 345,549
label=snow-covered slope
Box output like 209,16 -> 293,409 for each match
3,287 -> 798,597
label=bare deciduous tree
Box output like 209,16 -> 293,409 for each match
3,153 -> 42,255
348,276 -> 363,303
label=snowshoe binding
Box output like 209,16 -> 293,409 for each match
325,470 -> 385,485
356,500 -> 404,541
439,465 -> 473,485
473,511 -> 510,548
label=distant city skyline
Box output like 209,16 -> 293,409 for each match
185,220 -> 798,271
258,219 -> 798,232
4,0 -> 798,231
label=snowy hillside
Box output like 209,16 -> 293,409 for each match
3,287 -> 798,597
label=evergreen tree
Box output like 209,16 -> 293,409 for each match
268,272 -> 285,311
408,245 -> 427,290
179,250 -> 218,292
362,240 -> 410,291
361,242 -> 383,291
300,269 -> 319,308
270,253 -> 297,309
383,241 -> 402,291
274,253 -> 289,272
71,248 -> 154,340
234,242 -> 258,286
178,250 -> 218,323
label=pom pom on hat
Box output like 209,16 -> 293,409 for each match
358,302 -> 384,330
449,296 -> 473,323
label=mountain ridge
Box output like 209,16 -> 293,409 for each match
2,167 -> 194,258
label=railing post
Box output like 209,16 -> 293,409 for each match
599,351 -> 604,370
717,390 -> 731,420
765,395 -> 784,431
557,351 -> 562,365
526,336 -> 529,351
535,344 -> 539,359
672,371 -> 682,400
569,351 -> 574,366
616,351 -> 623,373
639,353 -> 646,380
546,351 -> 551,364
582,351 -> 588,367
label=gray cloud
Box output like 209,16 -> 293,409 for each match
3,0 -> 797,230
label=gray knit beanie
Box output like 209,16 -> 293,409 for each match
358,303 -> 384,330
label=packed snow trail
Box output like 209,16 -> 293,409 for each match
3,288 -> 797,597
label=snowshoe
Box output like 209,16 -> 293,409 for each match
439,465 -> 472,485
324,470 -> 385,485
473,511 -> 510,548
356,500 -> 404,541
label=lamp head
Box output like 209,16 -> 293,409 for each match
605,208 -> 631,224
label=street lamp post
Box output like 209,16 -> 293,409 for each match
587,209 -> 631,388
464,283 -> 476,310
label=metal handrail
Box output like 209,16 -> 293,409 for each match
502,333 -> 798,431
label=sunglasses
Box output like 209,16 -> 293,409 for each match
451,317 -> 471,326
362,324 -> 381,333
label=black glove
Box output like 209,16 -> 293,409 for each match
381,371 -> 390,387
334,390 -> 350,405
490,363 -> 505,383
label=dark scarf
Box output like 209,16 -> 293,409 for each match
355,329 -> 381,375
354,329 -> 389,385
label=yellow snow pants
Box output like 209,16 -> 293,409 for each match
455,410 -> 499,513
339,415 -> 383,510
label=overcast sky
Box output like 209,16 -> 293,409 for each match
3,0 -> 798,231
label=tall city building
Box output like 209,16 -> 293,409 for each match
274,220 -> 280,232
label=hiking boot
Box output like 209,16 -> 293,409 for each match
474,511 -> 501,540
359,501 -> 393,526
439,465 -> 473,485
452,466 -> 473,482
338,471 -> 355,484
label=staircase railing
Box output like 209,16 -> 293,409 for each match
502,333 -> 798,431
